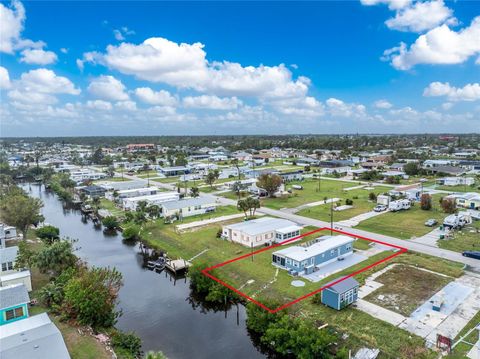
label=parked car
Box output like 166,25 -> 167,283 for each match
373,205 -> 387,212
424,219 -> 438,227
292,184 -> 303,190
462,251 -> 480,260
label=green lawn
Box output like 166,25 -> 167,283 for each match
448,311 -> 480,359
136,170 -> 159,178
435,184 -> 479,193
356,195 -> 448,239
259,179 -> 390,210
438,221 -> 480,252
297,196 -> 377,222
99,198 -> 124,217
151,177 -> 180,183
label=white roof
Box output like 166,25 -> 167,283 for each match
162,197 -> 216,211
224,217 -> 300,236
0,270 -> 31,282
123,192 -> 179,203
273,235 -> 354,262
116,187 -> 158,195
275,225 -> 302,234
0,246 -> 18,263
0,313 -> 70,359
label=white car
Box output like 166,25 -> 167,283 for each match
373,205 -> 387,212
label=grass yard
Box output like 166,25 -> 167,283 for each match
363,265 -> 452,316
356,195 -> 448,239
175,205 -> 240,225
260,179 -> 390,210
99,198 -> 125,217
435,184 -> 479,193
448,311 -> 480,359
297,197 -> 377,222
151,177 -> 180,183
438,220 -> 480,253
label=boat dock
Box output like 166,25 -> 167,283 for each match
166,259 -> 191,274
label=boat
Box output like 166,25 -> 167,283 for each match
147,256 -> 166,271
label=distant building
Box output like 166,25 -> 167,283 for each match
122,192 -> 179,211
278,170 -> 304,182
427,165 -> 466,176
161,197 -> 217,219
321,276 -> 359,310
158,166 -> 190,177
126,143 -> 155,151
0,312 -> 70,359
78,185 -> 107,199
105,187 -> 159,201
272,235 -> 354,275
0,284 -> 30,326
0,224 -> 17,248
222,217 -> 301,247
436,177 -> 475,187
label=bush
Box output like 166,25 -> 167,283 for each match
368,192 -> 377,201
36,225 -> 60,244
420,193 -> 432,210
345,198 -> 353,205
111,330 -> 142,359
102,216 -> 119,230
122,224 -> 140,241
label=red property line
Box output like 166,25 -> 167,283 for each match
201,227 -> 408,313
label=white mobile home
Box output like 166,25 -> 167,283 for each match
388,199 -> 411,212
222,217 -> 302,247
437,177 -> 475,187
161,197 -> 217,219
105,187 -> 159,201
122,192 -> 179,211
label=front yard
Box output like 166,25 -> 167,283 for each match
438,220 -> 480,252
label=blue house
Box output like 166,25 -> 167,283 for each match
272,235 -> 354,275
321,276 -> 359,310
0,284 -> 30,326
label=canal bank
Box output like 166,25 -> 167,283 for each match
24,183 -> 264,359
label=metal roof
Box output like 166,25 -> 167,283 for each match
324,276 -> 360,294
162,197 -> 216,211
0,246 -> 18,264
0,313 -> 70,359
273,235 -> 354,262
224,217 -> 300,236
0,284 -> 30,310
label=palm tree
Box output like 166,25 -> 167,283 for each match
190,187 -> 199,198
237,199 -> 249,219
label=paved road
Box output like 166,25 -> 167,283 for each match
113,172 -> 480,271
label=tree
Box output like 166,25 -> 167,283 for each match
91,147 -> 104,164
245,197 -> 260,217
441,197 -> 457,214
136,200 -> 148,213
146,204 -> 161,219
205,170 -> 220,188
102,216 -> 119,230
63,266 -> 123,328
15,240 -> 36,269
257,173 -> 282,197
190,187 -> 200,198
0,193 -> 43,239
368,192 -> 377,201
232,181 -> 246,199
237,199 -> 249,219
36,225 -> 60,245
35,239 -> 78,276
231,158 -> 241,180
420,193 -> 432,210
404,162 -> 420,176
123,224 -> 141,241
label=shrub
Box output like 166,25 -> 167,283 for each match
36,225 -> 60,244
345,198 -> 353,205
368,192 -> 377,201
102,216 -> 119,230
420,193 -> 432,210
111,331 -> 142,359
122,224 -> 140,241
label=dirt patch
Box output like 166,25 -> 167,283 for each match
364,264 -> 452,316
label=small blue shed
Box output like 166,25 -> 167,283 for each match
321,276 -> 359,310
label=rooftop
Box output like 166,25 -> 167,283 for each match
0,246 -> 19,264
324,276 -> 360,293
0,284 -> 30,310
162,197 -> 216,211
224,217 -> 300,236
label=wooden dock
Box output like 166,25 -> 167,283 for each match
165,259 -> 191,274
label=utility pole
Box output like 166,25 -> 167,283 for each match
330,200 -> 334,235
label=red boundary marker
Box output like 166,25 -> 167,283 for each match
201,227 -> 407,313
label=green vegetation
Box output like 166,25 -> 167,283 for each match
448,311 -> 480,359
363,265 -> 452,316
36,225 -> 60,244
357,195 -> 447,239
438,220 -> 480,252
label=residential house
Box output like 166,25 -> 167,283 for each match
272,235 -> 354,275
105,187 -> 159,201
98,180 -> 149,192
279,170 -> 304,182
158,166 -> 190,177
427,165 -> 466,176
161,197 -> 217,219
436,177 -> 475,186
0,312 -> 70,359
389,163 -> 406,171
321,276 -> 359,310
0,224 -> 17,248
69,169 -> 106,183
122,192 -> 180,211
423,159 -> 456,168
0,247 -> 18,275
0,284 -> 29,326
453,193 -> 480,210
222,217 -> 302,247
78,185 -> 107,199
322,167 -> 351,175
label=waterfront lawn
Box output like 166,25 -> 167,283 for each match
438,221 -> 480,253
363,265 -> 452,316
356,195 -> 447,240
99,198 -> 124,217
259,179 -> 389,210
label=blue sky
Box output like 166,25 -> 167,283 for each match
1,0 -> 479,136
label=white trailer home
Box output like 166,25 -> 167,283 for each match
388,199 -> 411,212
161,197 -> 217,219
443,213 -> 472,229
122,192 -> 179,211
105,187 -> 160,201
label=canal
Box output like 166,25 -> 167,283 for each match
24,184 -> 265,359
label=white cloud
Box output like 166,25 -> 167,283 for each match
183,95 -> 242,110
423,82 -> 480,101
134,87 -> 178,106
115,100 -> 137,111
0,0 -> 25,53
360,0 -> 411,10
442,102 -> 453,110
374,99 -> 393,109
270,96 -> 324,117
0,66 -> 11,89
20,48 -> 58,65
385,0 -> 456,32
326,98 -> 366,117
113,30 -> 125,41
87,75 -> 129,101
384,17 -> 480,70
113,27 -> 135,41
82,37 -> 310,99
60,48 -> 68,54
7,68 -> 80,106
86,100 -> 112,111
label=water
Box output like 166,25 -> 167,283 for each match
24,184 -> 265,359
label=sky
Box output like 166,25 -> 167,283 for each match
0,0 -> 479,137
